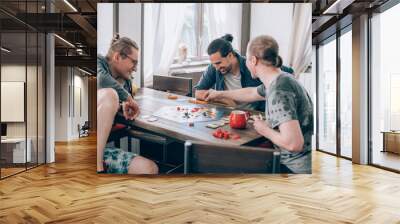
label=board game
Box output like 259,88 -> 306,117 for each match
153,105 -> 223,123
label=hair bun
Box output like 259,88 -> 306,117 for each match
275,56 -> 283,67
111,33 -> 120,44
263,48 -> 277,61
221,34 -> 233,43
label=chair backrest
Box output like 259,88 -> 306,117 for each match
82,121 -> 90,129
153,75 -> 193,96
184,141 -> 280,174
171,71 -> 203,96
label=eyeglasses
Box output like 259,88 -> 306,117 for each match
121,53 -> 138,67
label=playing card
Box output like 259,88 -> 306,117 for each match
222,117 -> 230,122
217,122 -> 226,126
147,117 -> 158,122
206,123 -> 219,129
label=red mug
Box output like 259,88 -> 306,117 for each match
229,110 -> 248,129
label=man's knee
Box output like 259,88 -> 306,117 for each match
128,156 -> 158,175
97,88 -> 119,112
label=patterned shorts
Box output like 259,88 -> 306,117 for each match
103,147 -> 137,174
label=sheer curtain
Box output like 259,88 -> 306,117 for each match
143,4 -> 186,86
204,3 -> 242,51
143,3 -> 242,86
287,3 -> 312,77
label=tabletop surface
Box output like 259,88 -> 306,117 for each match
126,88 -> 265,146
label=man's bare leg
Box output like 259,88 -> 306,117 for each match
128,156 -> 159,174
97,88 -> 120,172
97,88 -> 158,174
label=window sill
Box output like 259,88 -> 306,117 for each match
170,60 -> 209,72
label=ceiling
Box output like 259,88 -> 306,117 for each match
0,0 -> 99,74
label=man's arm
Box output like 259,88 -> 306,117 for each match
194,65 -> 217,100
254,119 -> 304,152
206,87 -> 265,103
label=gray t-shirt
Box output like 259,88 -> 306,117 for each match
257,73 -> 314,174
224,73 -> 254,110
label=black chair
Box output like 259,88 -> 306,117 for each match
184,141 -> 280,174
153,75 -> 193,96
110,113 -> 170,151
78,121 -> 90,138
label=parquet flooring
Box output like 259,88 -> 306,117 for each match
1,134 -> 400,223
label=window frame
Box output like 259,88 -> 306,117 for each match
172,3 -> 209,65
315,24 -> 353,161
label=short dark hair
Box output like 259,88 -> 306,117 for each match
207,34 -> 233,57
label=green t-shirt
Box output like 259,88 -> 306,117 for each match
257,73 -> 314,174
97,55 -> 132,102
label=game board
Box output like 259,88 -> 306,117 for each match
153,105 -> 223,123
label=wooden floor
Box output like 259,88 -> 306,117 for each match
372,150 -> 400,171
1,135 -> 400,223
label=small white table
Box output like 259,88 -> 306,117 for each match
1,138 -> 32,163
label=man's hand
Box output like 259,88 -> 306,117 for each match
195,90 -> 210,100
253,116 -> 271,137
122,96 -> 140,120
205,89 -> 222,101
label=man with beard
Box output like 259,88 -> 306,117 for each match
195,34 -> 293,111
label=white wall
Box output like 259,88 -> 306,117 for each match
54,67 -> 89,141
97,3 -> 114,56
250,3 -> 293,63
119,3 -> 142,87
54,67 -> 68,141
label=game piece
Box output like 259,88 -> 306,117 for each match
147,117 -> 158,122
167,94 -> 178,100
231,134 -> 241,140
188,99 -> 207,104
212,128 -> 231,139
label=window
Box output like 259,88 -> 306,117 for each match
143,3 -> 242,86
175,4 -> 209,62
371,2 -> 400,171
339,29 -> 352,158
318,37 -> 337,154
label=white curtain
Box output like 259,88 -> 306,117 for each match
287,3 -> 312,77
143,4 -> 186,87
204,3 -> 242,51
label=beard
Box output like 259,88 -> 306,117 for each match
219,64 -> 233,74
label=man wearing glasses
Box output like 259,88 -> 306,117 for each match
97,34 -> 158,174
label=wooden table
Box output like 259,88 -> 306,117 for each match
381,131 -> 400,154
124,88 -> 265,146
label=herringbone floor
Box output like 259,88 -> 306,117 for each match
1,135 -> 400,224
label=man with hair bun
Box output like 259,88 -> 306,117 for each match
195,34 -> 293,111
206,35 -> 313,174
97,34 -> 158,174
